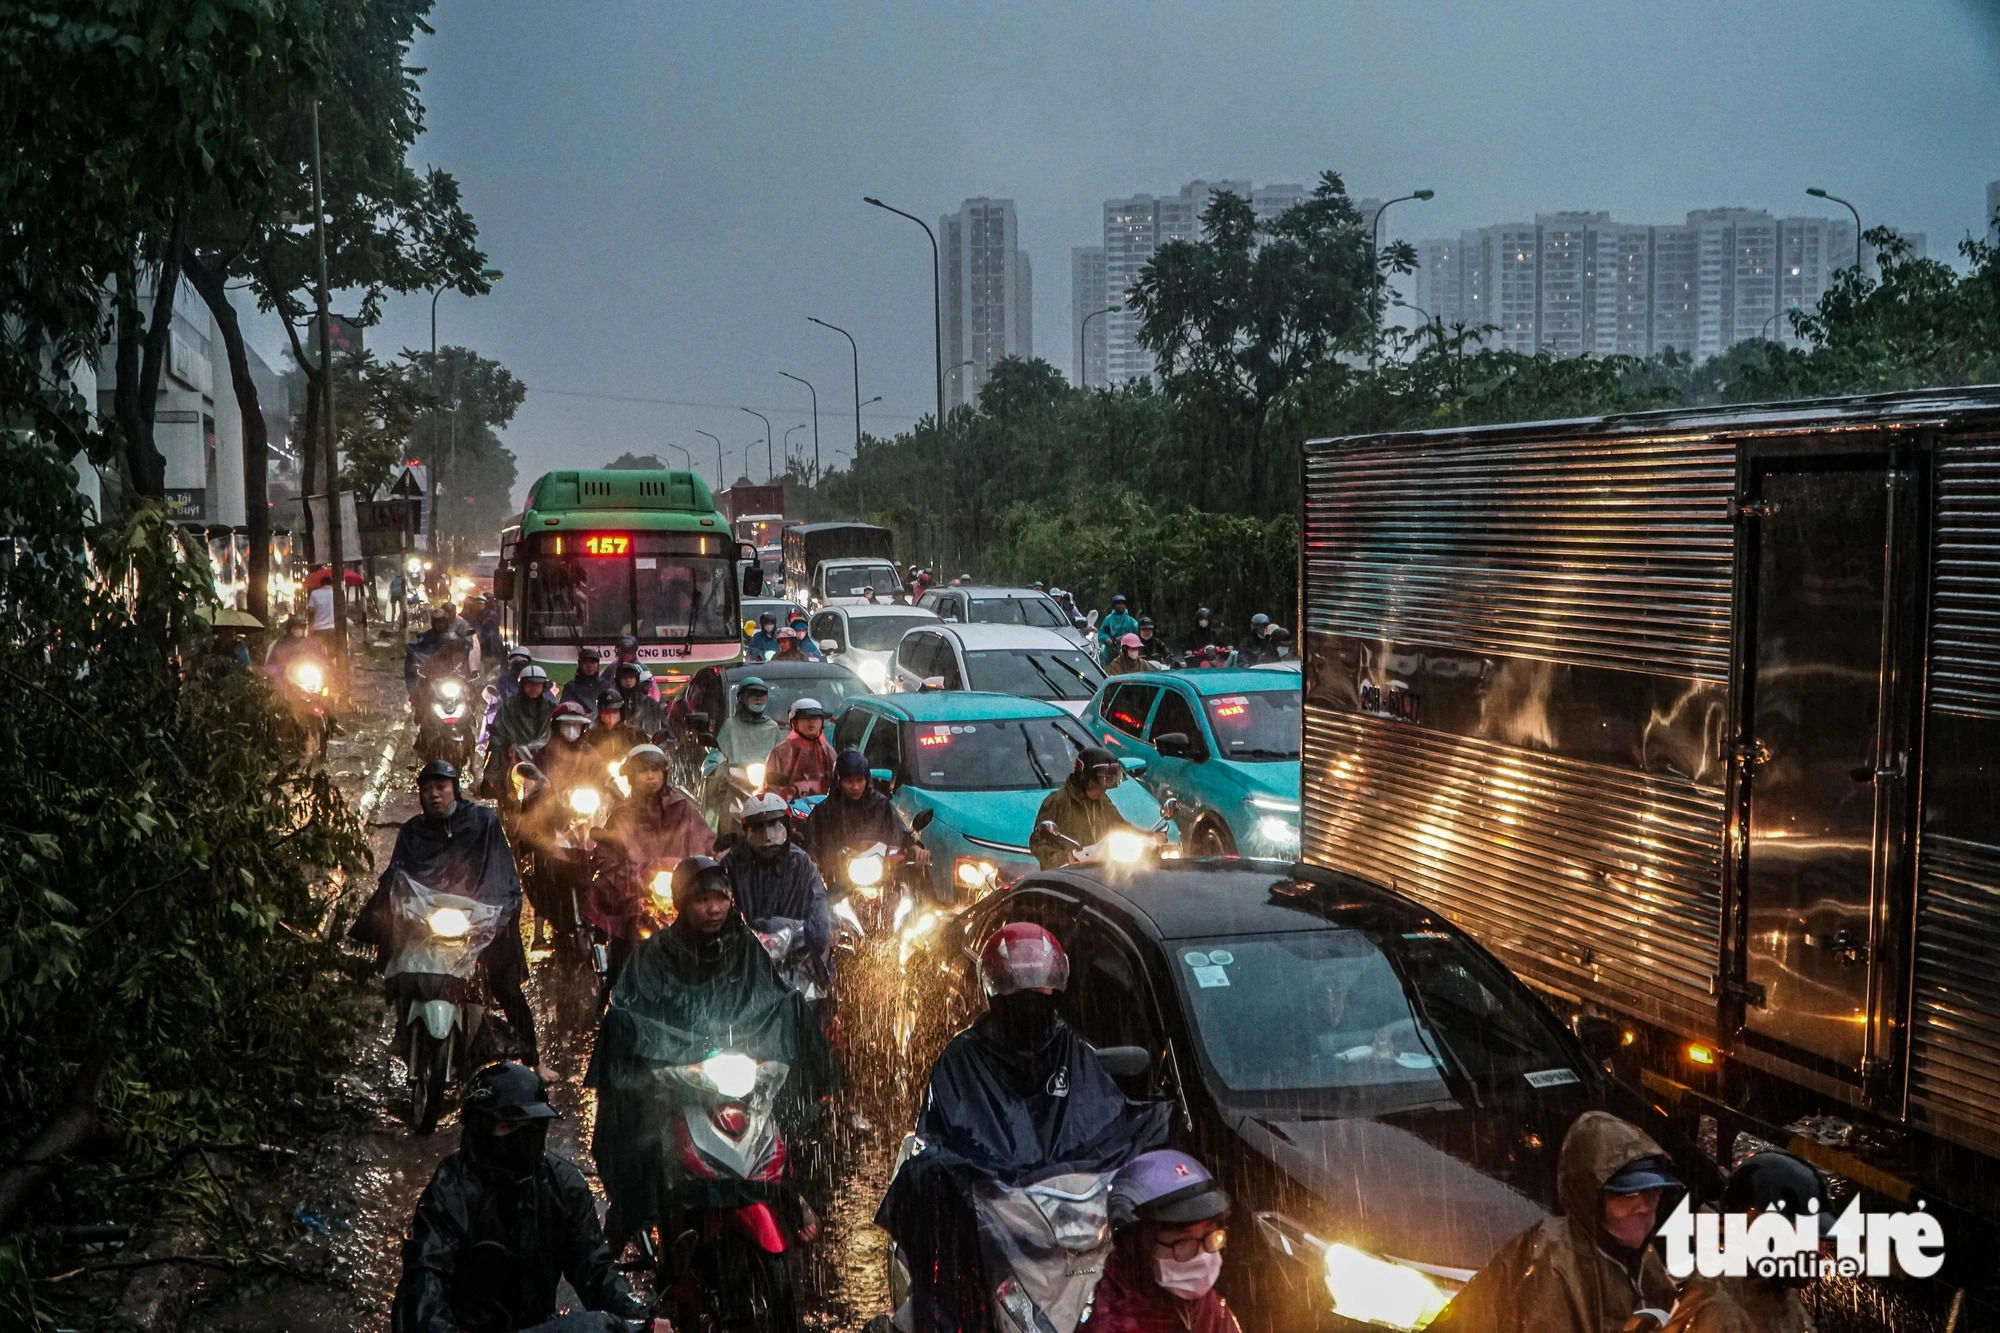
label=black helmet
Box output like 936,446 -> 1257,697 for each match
1251,613 -> 1271,628
597,688 -> 625,711
1196,606 -> 1211,619
1723,1151 -> 1833,1237
615,660 -> 641,679
462,1061 -> 559,1123
417,759 -> 460,785
285,612 -> 308,629
617,634 -> 639,654
835,747 -> 870,779
670,855 -> 733,909
1075,746 -> 1123,786
1137,617 -> 1155,630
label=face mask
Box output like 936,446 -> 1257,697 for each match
988,989 -> 1060,1048
467,1118 -> 546,1181
1155,1249 -> 1222,1299
560,724 -> 583,742
750,820 -> 787,851
746,700 -> 767,717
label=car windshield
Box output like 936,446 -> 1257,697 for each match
848,614 -> 935,651
1204,689 -> 1301,760
903,715 -> 1094,791
730,669 -> 870,719
969,595 -> 1070,629
965,648 -> 1104,701
824,563 -> 897,598
1173,928 -> 1580,1114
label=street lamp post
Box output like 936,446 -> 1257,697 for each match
863,196 -> 945,432
740,407 -> 774,484
1077,304 -> 1120,388
309,99 -> 347,664
427,266 -> 503,556
1369,190 -> 1434,368
778,372 -> 819,520
660,441 -> 692,471
808,317 -> 862,460
695,430 -> 723,491
1807,187 -> 1864,271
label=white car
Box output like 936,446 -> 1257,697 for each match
893,623 -> 1106,716
916,585 -> 1092,650
809,602 -> 941,692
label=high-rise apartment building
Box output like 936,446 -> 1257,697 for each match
940,197 -> 1032,410
1071,246 -> 1109,388
1414,207 -> 1900,362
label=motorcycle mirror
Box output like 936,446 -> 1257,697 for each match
1092,1045 -> 1152,1080
921,675 -> 946,692
869,766 -> 896,791
1153,731 -> 1192,760
910,807 -> 935,833
1085,610 -> 1100,630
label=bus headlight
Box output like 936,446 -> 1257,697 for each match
569,787 -> 602,818
427,907 -> 472,940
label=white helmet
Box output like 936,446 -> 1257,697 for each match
518,664 -> 551,684
789,697 -> 827,721
742,791 -> 788,826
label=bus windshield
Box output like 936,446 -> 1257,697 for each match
528,553 -> 736,642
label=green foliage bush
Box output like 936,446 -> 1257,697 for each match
0,436 -> 368,1242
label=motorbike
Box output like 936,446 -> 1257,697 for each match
1037,799 -> 1178,870
653,1051 -> 806,1333
415,671 -> 476,770
1181,643 -> 1235,670
384,871 -> 502,1133
280,656 -> 335,762
884,1132 -> 1117,1333
700,751 -> 770,844
835,807 -> 937,936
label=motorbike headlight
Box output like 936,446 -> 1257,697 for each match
848,853 -> 885,888
569,786 -> 602,817
746,761 -> 766,790
1322,1243 -> 1449,1329
857,658 -> 888,688
1257,815 -> 1301,847
700,1051 -> 758,1099
289,662 -> 325,694
436,679 -> 463,701
427,907 -> 472,940
650,870 -> 674,907
1105,830 -> 1150,864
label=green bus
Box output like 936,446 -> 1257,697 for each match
496,469 -> 754,695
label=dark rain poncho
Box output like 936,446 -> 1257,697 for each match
351,800 -> 526,983
585,916 -> 831,1230
877,1010 -> 1170,1333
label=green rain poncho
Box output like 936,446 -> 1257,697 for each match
584,914 -> 831,1228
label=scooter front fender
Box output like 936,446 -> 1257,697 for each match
410,999 -> 459,1041
722,1202 -> 787,1255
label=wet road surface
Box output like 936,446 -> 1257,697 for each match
184,655 -> 903,1332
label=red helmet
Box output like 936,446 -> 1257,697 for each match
980,922 -> 1070,997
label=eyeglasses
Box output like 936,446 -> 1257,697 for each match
1153,1225 -> 1226,1263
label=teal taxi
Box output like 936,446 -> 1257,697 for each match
830,691 -> 1175,904
1079,669 -> 1301,859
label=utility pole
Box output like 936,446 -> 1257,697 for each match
311,99 -> 347,665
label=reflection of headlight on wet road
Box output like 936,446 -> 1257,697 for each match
857,659 -> 887,688
1257,816 -> 1300,846
427,907 -> 472,939
569,787 -> 602,817
848,854 -> 884,888
1105,831 -> 1149,863
700,1051 -> 758,1099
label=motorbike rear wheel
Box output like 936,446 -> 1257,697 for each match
407,1024 -> 450,1134
686,1231 -> 798,1333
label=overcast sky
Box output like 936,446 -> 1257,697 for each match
265,1 -> 2000,502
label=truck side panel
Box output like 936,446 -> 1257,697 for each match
1300,429 -> 1736,1037
1906,432 -> 2000,1153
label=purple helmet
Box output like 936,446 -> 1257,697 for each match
1109,1150 -> 1230,1228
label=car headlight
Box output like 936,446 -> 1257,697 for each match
427,907 -> 472,940
700,1051 -> 758,1099
288,662 -> 325,694
1323,1243 -> 1449,1329
569,786 -> 602,817
857,658 -> 888,688
848,853 -> 884,888
954,857 -> 998,890
1257,815 -> 1301,845
746,761 -> 766,790
1248,795 -> 1301,814
1105,830 -> 1150,863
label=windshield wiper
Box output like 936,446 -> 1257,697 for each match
1020,653 -> 1072,699
1020,724 -> 1054,788
1229,746 -> 1300,759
